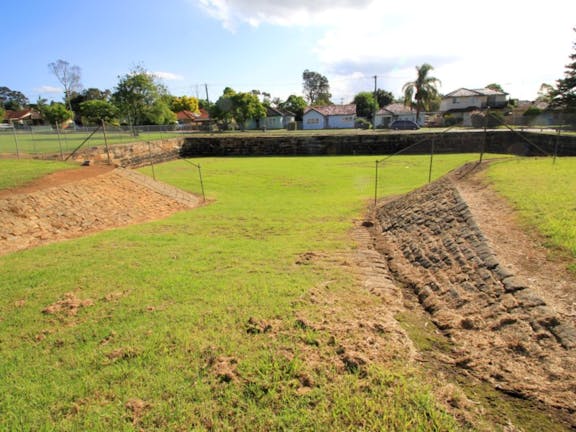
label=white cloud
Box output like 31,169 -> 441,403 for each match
34,85 -> 61,94
196,0 -> 373,29
196,0 -> 576,101
153,71 -> 185,81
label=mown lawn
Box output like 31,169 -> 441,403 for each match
0,154 -> 502,430
486,157 -> 576,270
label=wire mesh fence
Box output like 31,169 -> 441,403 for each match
0,124 -> 184,158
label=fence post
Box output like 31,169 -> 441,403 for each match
55,122 -> 64,161
12,126 -> 20,159
102,120 -> 112,165
198,164 -> 206,203
374,160 -> 379,206
147,141 -> 157,181
428,136 -> 435,184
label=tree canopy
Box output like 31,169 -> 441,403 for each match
485,83 -> 505,93
279,95 -> 307,121
42,103 -> 73,126
374,89 -> 394,109
402,63 -> 441,121
302,70 -> 332,105
48,59 -> 82,111
353,92 -> 378,120
550,28 -> 576,112
210,88 -> 266,130
112,66 -> 172,128
170,95 -> 199,113
79,100 -> 119,125
0,86 -> 29,110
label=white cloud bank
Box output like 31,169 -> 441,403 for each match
34,85 -> 62,94
197,0 -> 576,100
153,71 -> 185,81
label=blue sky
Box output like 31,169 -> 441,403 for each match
3,0 -> 576,105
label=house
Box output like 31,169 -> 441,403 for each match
375,103 -> 425,128
4,108 -> 44,126
302,104 -> 356,130
244,106 -> 295,130
176,108 -> 211,130
440,88 -> 508,126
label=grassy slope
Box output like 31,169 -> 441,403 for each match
0,159 -> 77,190
486,157 -> 576,270
1,154 -> 492,430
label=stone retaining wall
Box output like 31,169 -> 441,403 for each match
371,172 -> 576,412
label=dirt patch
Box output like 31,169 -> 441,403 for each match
369,162 -> 576,425
42,292 -> 94,316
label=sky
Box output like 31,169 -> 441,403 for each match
2,0 -> 575,106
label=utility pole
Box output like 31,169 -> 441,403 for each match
204,83 -> 210,104
373,75 -> 378,129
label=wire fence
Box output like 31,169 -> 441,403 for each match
0,124 -> 184,158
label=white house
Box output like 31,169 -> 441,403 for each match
245,106 -> 295,130
302,104 -> 356,130
375,103 -> 425,127
440,88 -> 507,112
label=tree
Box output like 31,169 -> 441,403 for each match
0,86 -> 29,110
0,105 -> 5,122
550,28 -> 576,112
170,95 -> 199,113
210,87 -> 237,130
536,83 -> 555,104
353,92 -> 378,120
70,88 -> 111,113
302,70 -> 332,105
42,102 -> 73,126
374,89 -> 394,108
231,92 -> 266,129
486,83 -> 505,93
279,95 -> 307,121
112,65 -> 170,130
210,88 -> 266,130
79,100 -> 119,125
402,63 -> 441,122
48,59 -> 82,111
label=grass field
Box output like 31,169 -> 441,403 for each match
485,157 -> 576,271
0,154 -> 493,431
2,153 -> 573,430
0,129 -> 181,155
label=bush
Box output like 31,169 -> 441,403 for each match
523,106 -> 542,116
355,118 -> 372,129
443,114 -> 462,126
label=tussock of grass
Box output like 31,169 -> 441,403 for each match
0,154 -> 496,430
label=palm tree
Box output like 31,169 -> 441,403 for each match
402,63 -> 441,124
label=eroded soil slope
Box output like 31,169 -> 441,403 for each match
0,167 -> 200,255
370,163 -> 576,423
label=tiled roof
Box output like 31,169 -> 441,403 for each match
377,103 -> 414,115
444,88 -> 507,97
4,109 -> 40,121
305,104 -> 356,116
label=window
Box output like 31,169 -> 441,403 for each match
307,118 -> 319,124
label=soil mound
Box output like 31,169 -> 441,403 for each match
0,168 -> 200,255
371,164 -> 576,420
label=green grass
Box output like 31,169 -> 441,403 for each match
0,159 -> 79,190
486,157 -> 576,270
0,154 -> 507,430
0,130 -> 180,155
